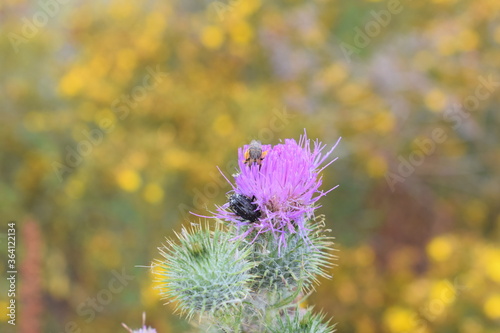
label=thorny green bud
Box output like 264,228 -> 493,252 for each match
154,222 -> 256,320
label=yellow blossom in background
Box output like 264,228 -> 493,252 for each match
426,235 -> 454,262
483,294 -> 500,319
424,89 -> 447,112
429,279 -> 456,309
116,48 -> 138,73
337,83 -> 366,105
373,112 -> 395,134
201,25 -> 224,49
482,247 -> 500,282
229,20 -> 253,44
94,108 -> 117,126
59,66 -> 88,97
0,300 -> 9,322
233,0 -> 261,17
324,62 -> 348,86
456,29 -> 479,52
108,1 -> 136,20
143,183 -> 164,204
383,306 -> 416,333
116,168 -> 142,192
142,266 -> 165,307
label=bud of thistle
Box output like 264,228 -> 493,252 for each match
248,216 -> 335,298
269,307 -> 336,333
154,222 -> 255,319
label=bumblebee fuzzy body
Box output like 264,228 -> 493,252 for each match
228,194 -> 261,222
244,140 -> 268,166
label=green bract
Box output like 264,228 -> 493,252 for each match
155,222 -> 255,319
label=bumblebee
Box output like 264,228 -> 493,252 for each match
228,193 -> 261,222
244,140 -> 268,166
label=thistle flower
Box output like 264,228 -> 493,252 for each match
151,132 -> 339,332
122,312 -> 156,333
216,132 -> 341,248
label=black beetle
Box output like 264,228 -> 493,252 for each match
228,194 -> 261,222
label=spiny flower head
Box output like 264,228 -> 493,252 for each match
249,216 -> 335,294
154,222 -> 255,319
269,307 -> 336,333
217,132 -> 341,248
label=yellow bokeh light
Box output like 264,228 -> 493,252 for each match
233,0 -> 261,17
482,248 -> 500,282
116,48 -> 138,72
59,66 -> 87,97
116,168 -> 142,192
324,62 -> 348,86
426,235 -> 454,262
424,89 -> 447,112
483,294 -> 500,319
229,21 -> 253,45
373,112 -> 395,134
429,279 -> 456,306
143,183 -> 164,204
0,300 -> 9,322
108,1 -> 136,20
456,29 -> 479,52
201,25 -> 224,50
383,306 -> 416,333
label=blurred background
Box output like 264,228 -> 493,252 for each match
1,0 -> 500,332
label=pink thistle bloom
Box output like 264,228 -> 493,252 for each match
216,132 -> 341,248
122,312 -> 156,333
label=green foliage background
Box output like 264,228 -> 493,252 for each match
1,0 -> 500,332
